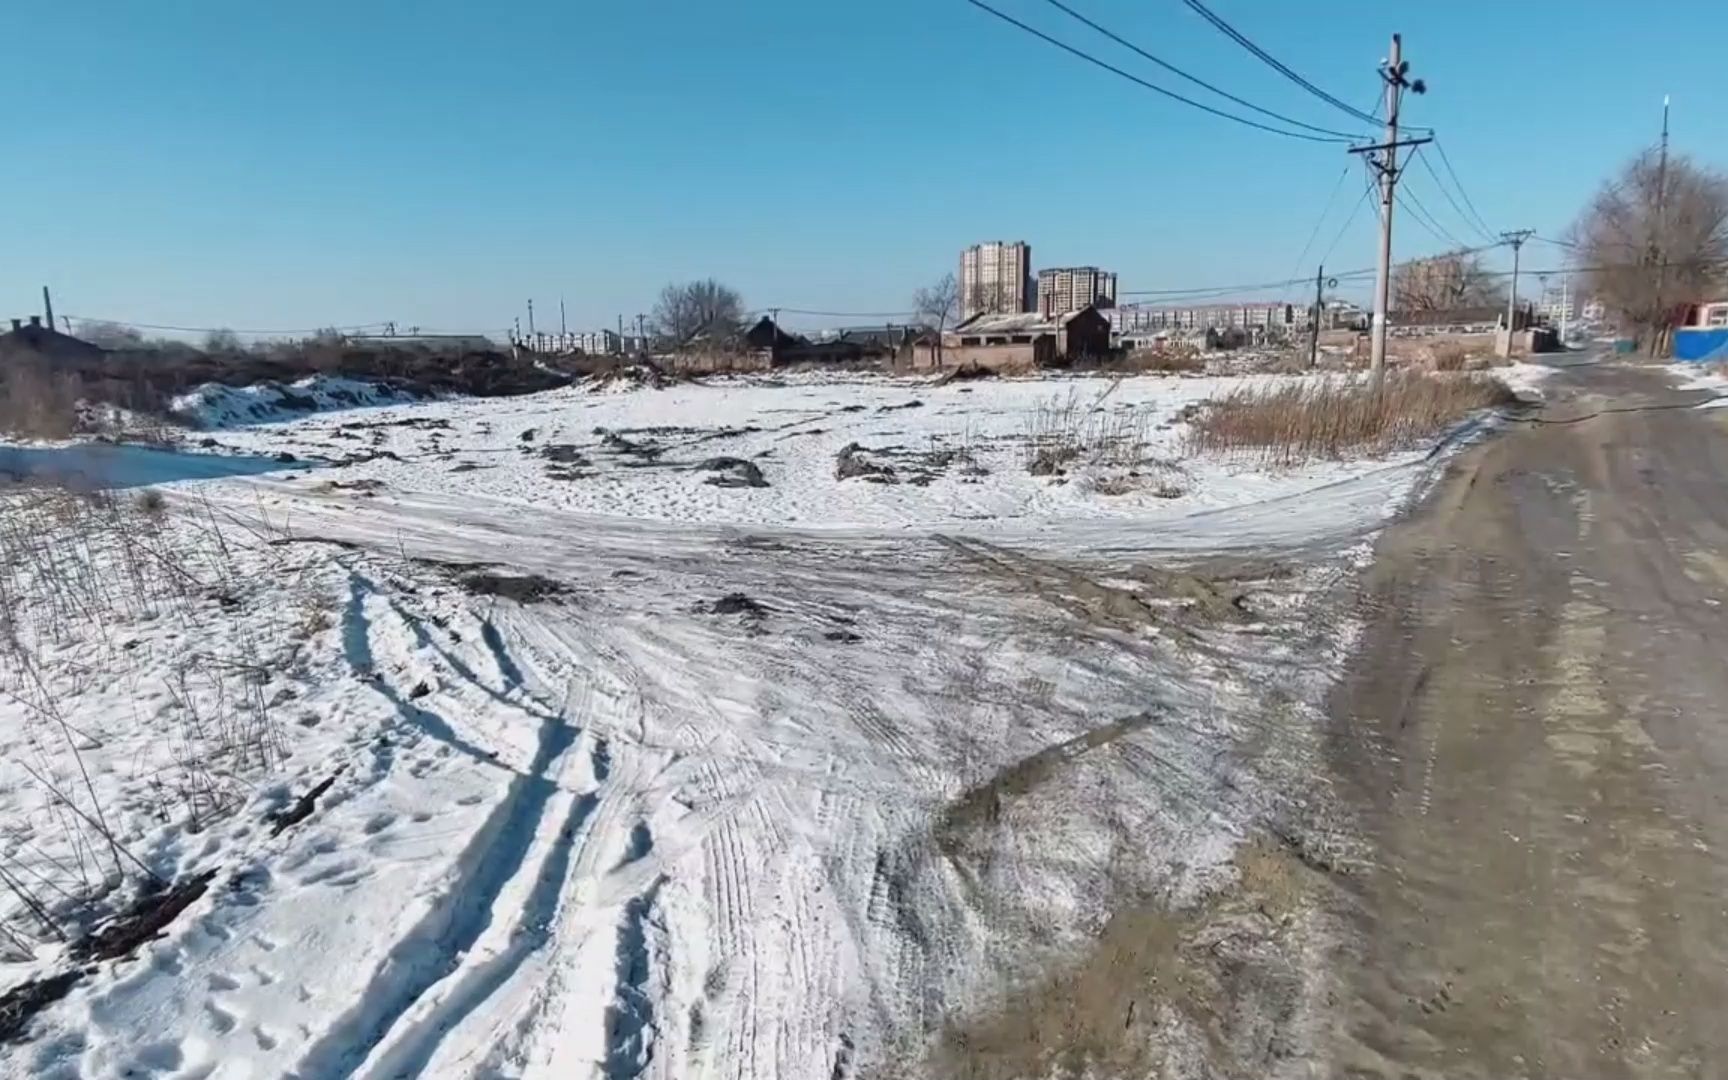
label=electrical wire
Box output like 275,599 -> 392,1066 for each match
1396,185 -> 1472,251
64,316 -> 391,336
1035,0 -> 1366,139
1413,145 -> 1496,243
1431,138 -> 1498,239
1285,163 -> 1355,283
958,0 -> 1356,143
1317,171 -> 1377,268
1178,0 -> 1382,127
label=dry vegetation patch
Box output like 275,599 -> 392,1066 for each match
1186,371 -> 1515,465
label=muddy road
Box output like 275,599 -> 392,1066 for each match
1320,360 -> 1728,1079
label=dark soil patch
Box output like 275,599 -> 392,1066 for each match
0,970 -> 84,1043
265,772 -> 341,837
702,593 -> 771,620
519,428 -> 538,442
699,457 -> 769,488
598,430 -> 665,461
449,461 -> 493,473
459,572 -> 569,604
70,871 -> 218,963
836,442 -> 897,483
539,444 -> 592,466
824,629 -> 863,644
877,399 -> 924,413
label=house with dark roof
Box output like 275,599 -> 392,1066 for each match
931,306 -> 1111,370
0,317 -> 106,366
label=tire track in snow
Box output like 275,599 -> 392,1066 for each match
291,576 -> 586,1080
602,881 -> 665,1079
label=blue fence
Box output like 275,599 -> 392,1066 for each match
1674,328 -> 1728,362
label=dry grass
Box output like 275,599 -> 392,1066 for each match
1123,343 -> 1205,375
1186,371 -> 1515,465
1024,386 -> 1151,476
0,364 -> 84,440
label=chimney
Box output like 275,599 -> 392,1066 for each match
9,319 -> 19,331
29,315 -> 41,328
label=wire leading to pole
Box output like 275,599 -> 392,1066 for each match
958,0 -> 1357,143
1179,0 -> 1383,127
1035,0 -> 1367,139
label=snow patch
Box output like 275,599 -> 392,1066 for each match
170,376 -> 418,429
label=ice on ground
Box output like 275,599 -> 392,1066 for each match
172,375 -> 419,428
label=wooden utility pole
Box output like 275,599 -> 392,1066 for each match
41,286 -> 54,330
1309,265 -> 1325,369
1652,94 -> 1671,357
1502,229 -> 1535,336
1351,34 -> 1428,383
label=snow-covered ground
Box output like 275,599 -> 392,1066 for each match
1668,361 -> 1728,407
188,373 -> 1450,534
0,368 -> 1533,1079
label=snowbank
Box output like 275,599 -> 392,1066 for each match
170,375 -> 417,428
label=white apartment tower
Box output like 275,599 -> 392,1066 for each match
1037,266 -> 1118,317
960,241 -> 1034,318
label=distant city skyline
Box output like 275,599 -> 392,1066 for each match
2,1 -> 1723,338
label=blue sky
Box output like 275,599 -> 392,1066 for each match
6,0 -> 1725,337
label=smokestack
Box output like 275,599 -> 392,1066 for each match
41,286 -> 53,330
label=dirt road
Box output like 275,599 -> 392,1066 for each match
1320,360 -> 1728,1078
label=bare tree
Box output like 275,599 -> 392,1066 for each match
1392,249 -> 1507,312
202,328 -> 245,355
961,280 -> 1012,320
913,273 -> 960,362
1569,149 -> 1728,354
76,320 -> 145,350
651,279 -> 746,348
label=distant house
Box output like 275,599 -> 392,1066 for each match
743,317 -> 804,353
0,317 -> 105,365
929,306 -> 1111,371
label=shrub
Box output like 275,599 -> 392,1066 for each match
1185,371 -> 1515,465
0,363 -> 83,439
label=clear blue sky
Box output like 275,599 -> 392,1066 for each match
6,0 -> 1725,337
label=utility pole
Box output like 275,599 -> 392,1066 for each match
1652,94 -> 1671,357
527,299 -> 536,337
1309,265 -> 1325,369
1351,34 -> 1428,383
1502,229 -> 1535,340
1560,273 -> 1571,342
559,298 -> 567,339
635,313 -> 647,353
41,286 -> 54,331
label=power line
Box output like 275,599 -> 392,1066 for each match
958,0 -> 1355,143
1179,0 -> 1381,127
65,315 -> 391,336
1318,170 -> 1377,268
1285,163 -> 1355,284
1429,138 -> 1496,238
1414,144 -> 1496,242
1396,185 -> 1472,251
1035,0 -> 1366,139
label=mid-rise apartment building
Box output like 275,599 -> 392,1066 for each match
1037,266 -> 1118,318
960,241 -> 1034,318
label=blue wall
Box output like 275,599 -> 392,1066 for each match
1674,328 -> 1728,361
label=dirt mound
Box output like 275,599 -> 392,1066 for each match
585,363 -> 674,394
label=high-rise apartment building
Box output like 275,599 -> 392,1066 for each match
1037,266 -> 1118,318
960,241 -> 1034,318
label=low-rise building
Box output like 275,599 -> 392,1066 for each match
928,307 -> 1111,371
0,317 -> 105,365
